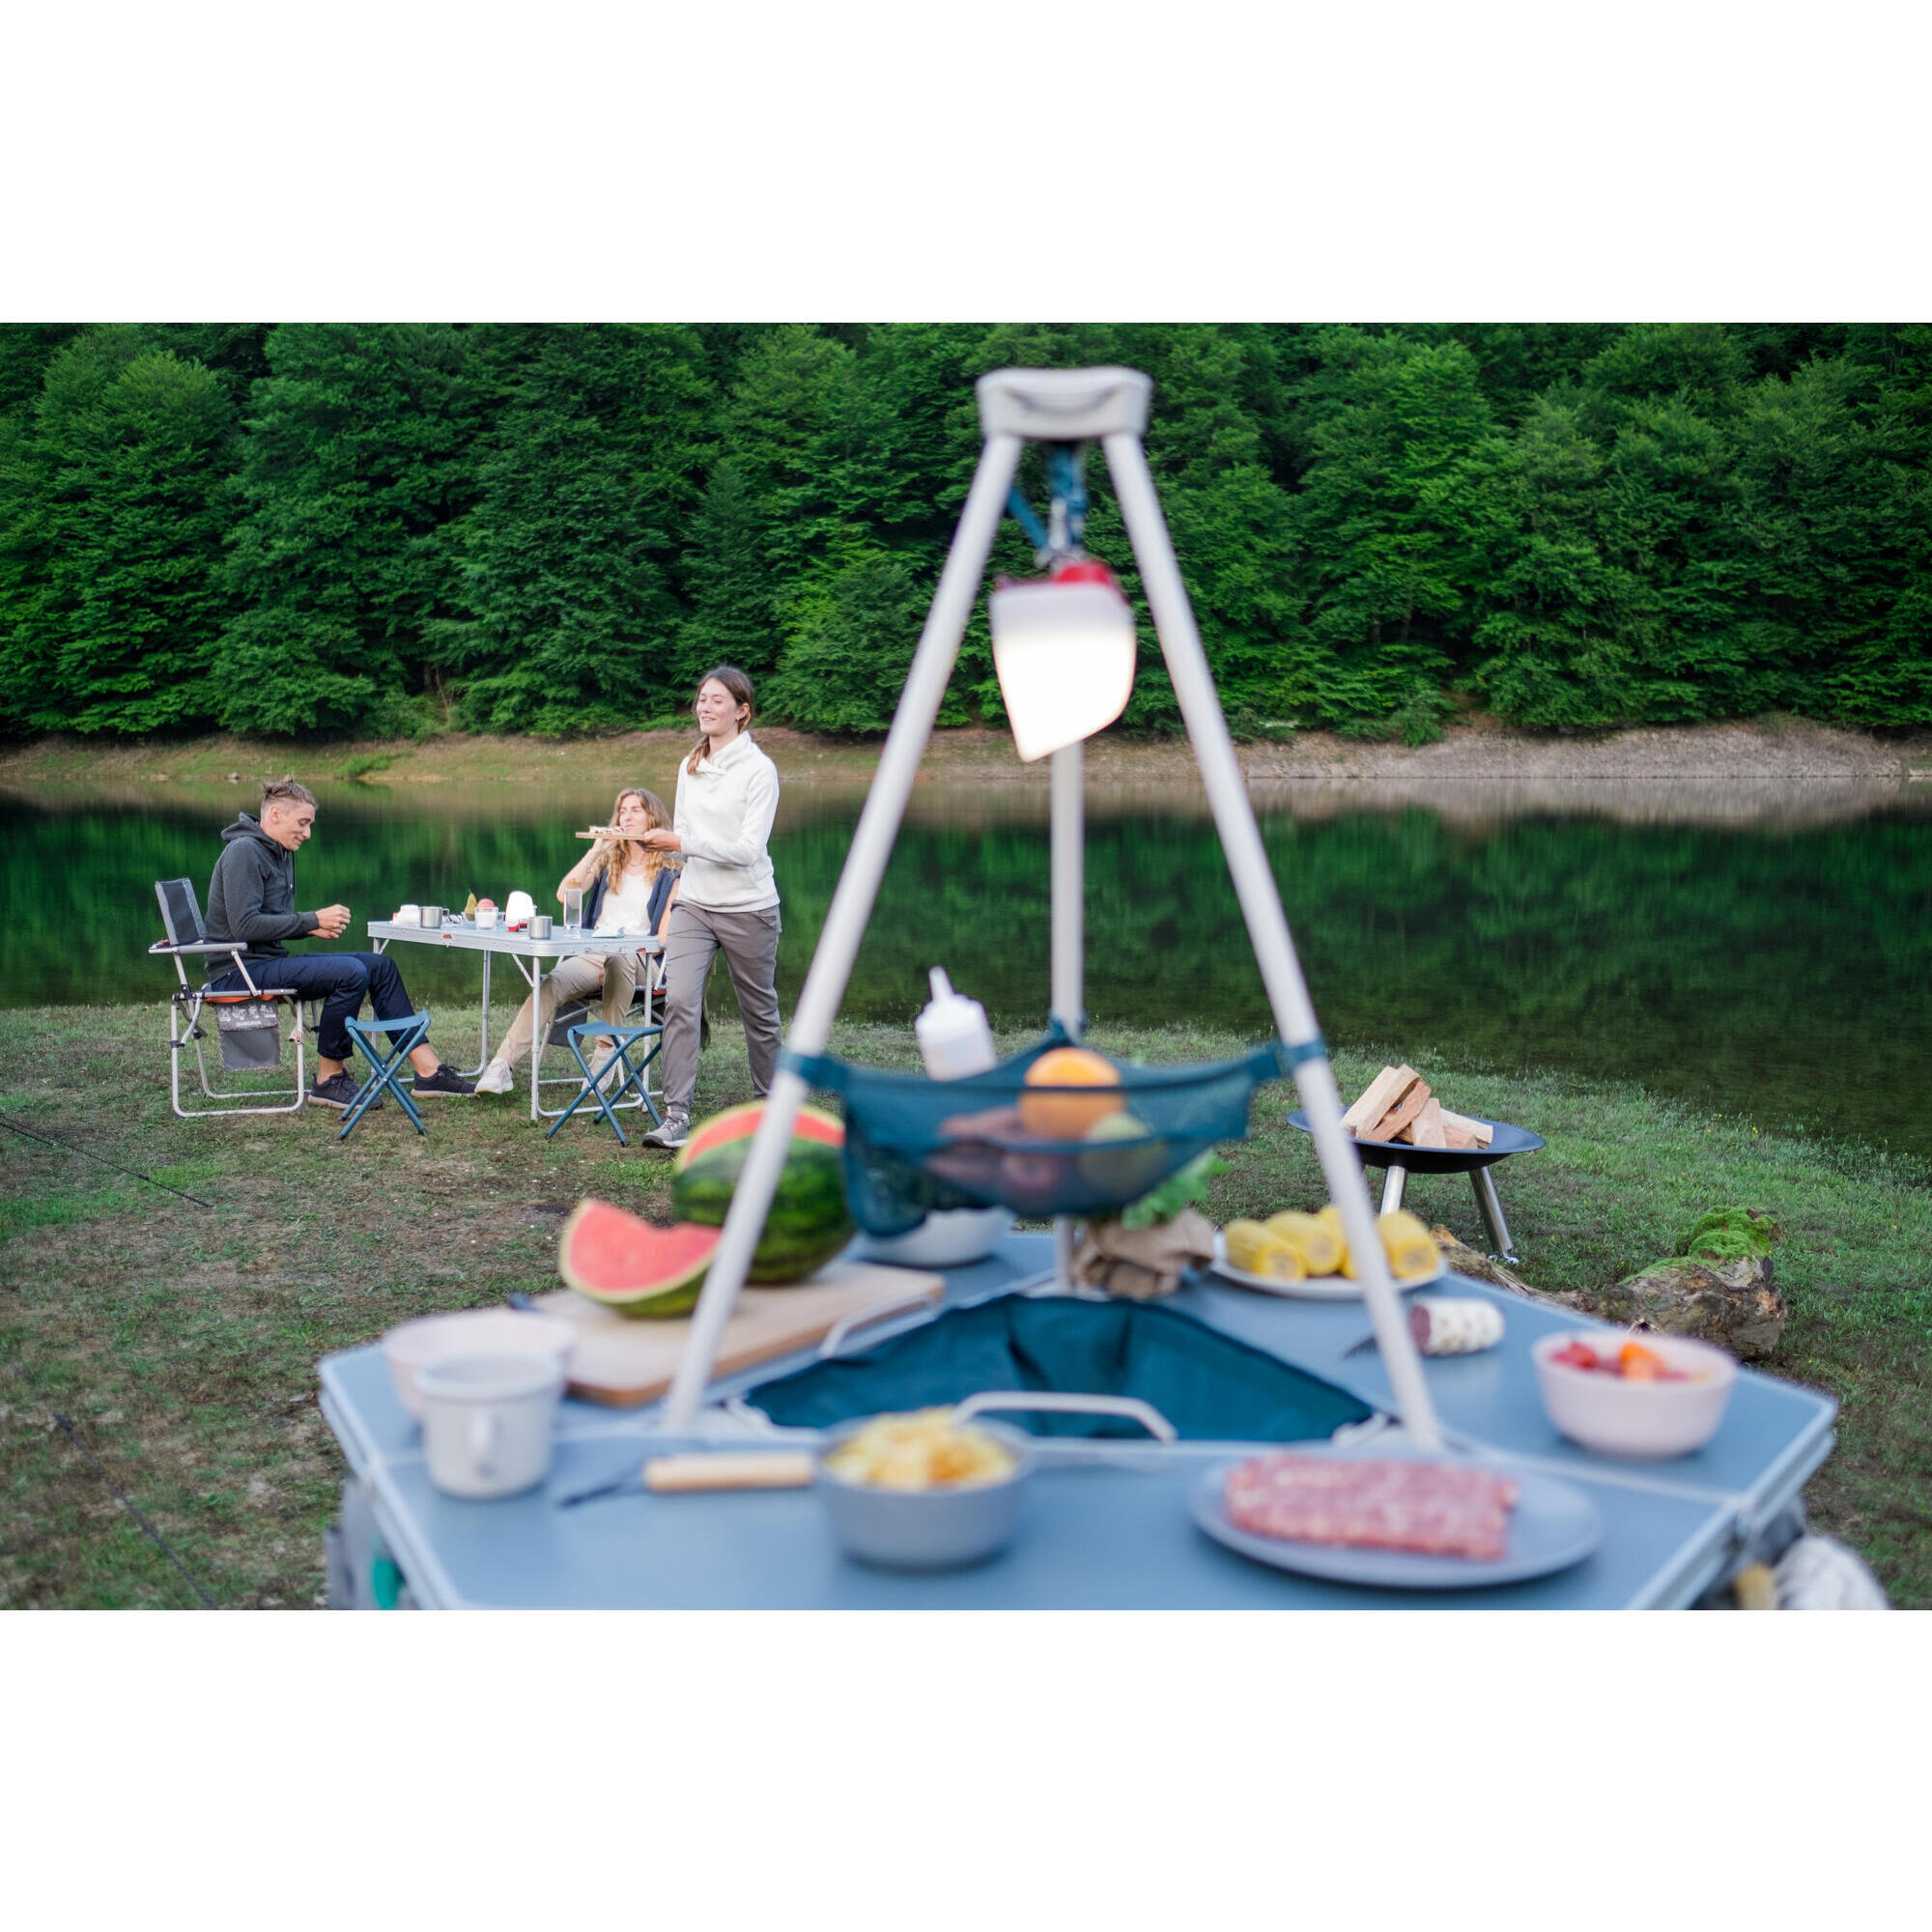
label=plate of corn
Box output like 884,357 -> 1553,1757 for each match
1211,1206 -> 1446,1301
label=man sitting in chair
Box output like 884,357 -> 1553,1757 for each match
207,778 -> 475,1109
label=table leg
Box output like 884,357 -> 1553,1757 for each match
528,954 -> 543,1125
471,949 -> 493,1077
1471,1165 -> 1519,1264
1379,1164 -> 1408,1215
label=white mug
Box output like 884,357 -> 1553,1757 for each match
416,1353 -> 563,1500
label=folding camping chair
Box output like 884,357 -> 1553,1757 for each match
151,878 -> 316,1120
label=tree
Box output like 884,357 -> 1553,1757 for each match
673,459 -> 783,693
1739,330 -> 1932,725
1287,328 -> 1517,731
54,346 -> 238,733
437,325 -> 714,732
1473,398 -> 1641,726
0,329 -> 236,736
764,550 -> 958,732
715,325 -> 856,585
216,324 -> 484,735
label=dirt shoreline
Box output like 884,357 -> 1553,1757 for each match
4,716 -> 1931,794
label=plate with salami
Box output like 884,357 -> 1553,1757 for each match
1189,1446 -> 1601,1590
1208,1230 -> 1445,1301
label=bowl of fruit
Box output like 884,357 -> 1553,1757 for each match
1531,1328 -> 1737,1459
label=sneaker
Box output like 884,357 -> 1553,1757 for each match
412,1063 -> 477,1098
309,1071 -> 381,1111
474,1059 -> 515,1095
639,1113 -> 689,1151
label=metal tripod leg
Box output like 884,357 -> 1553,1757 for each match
1103,429 -> 1442,1450
1051,738 -> 1083,1293
1471,1165 -> 1519,1264
660,428 -> 1026,1430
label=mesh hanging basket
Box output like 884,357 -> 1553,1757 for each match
781,1026 -> 1292,1236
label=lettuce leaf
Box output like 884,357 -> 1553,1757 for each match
1118,1150 -> 1230,1231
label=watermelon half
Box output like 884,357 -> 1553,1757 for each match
672,1099 -> 844,1176
557,1199 -> 720,1319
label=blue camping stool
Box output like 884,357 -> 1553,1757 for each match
544,1020 -> 664,1147
340,1010 -> 433,1140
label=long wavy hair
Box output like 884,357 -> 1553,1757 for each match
686,666 -> 754,776
589,787 -> 671,896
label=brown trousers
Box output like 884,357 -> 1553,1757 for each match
657,902 -> 781,1121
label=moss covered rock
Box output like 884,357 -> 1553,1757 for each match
1607,1254 -> 1786,1360
1674,1207 -> 1781,1263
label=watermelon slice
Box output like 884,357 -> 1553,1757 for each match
672,1099 -> 844,1176
557,1199 -> 720,1319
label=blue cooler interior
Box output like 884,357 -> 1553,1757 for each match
742,1295 -> 1374,1441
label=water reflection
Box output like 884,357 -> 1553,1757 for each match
4,777 -> 1929,1162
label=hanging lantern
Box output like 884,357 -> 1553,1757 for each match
988,558 -> 1137,763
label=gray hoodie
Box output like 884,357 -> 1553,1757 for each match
206,814 -> 319,967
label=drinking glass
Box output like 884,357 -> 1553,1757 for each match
562,887 -> 583,934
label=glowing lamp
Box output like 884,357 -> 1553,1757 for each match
988,559 -> 1137,763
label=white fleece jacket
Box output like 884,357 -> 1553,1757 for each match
672,731 -> 781,912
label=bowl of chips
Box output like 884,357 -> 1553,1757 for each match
815,1406 -> 1035,1570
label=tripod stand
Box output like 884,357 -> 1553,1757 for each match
663,366 -> 1442,1449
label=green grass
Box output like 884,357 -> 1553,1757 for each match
2,1007 -> 1926,1607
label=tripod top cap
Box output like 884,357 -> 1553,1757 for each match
976,367 -> 1151,440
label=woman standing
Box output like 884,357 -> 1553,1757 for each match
639,667 -> 781,1150
474,786 -> 680,1094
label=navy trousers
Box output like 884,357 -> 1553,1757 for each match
213,951 -> 421,1064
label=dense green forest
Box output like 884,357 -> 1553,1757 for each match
3,322 -> 1929,744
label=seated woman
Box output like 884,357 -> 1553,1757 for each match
473,787 -> 681,1095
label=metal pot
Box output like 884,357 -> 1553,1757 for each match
417,905 -> 446,929
815,1418 -> 1034,1571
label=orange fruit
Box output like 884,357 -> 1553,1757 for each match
1019,1046 -> 1124,1139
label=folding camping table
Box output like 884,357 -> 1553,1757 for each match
317,1231 -> 1836,1610
365,919 -> 664,1124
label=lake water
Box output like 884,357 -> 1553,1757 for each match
6,776 -> 1930,1162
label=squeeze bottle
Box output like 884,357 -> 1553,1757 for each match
915,969 -> 997,1080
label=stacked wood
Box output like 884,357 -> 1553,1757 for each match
1341,1065 -> 1495,1151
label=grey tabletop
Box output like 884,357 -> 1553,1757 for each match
318,1234 -> 1834,1610
367,919 -> 662,959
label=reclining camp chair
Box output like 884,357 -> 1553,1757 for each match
151,877 -> 317,1120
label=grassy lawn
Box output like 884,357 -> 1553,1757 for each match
2,1004 -> 1926,1608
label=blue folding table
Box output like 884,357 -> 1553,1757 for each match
317,1232 -> 1834,1610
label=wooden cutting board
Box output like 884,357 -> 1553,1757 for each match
535,1260 -> 945,1407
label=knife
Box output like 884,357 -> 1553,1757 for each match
558,1450 -> 816,1508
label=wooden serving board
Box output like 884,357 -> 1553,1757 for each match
534,1260 -> 945,1407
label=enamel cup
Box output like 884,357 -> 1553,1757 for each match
415,1353 -> 564,1500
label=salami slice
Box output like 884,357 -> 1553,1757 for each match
1224,1453 -> 1519,1561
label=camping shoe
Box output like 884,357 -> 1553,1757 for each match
473,1059 -> 515,1095
639,1113 -> 689,1151
309,1071 -> 381,1111
412,1064 -> 477,1098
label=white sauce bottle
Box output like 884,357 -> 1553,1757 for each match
915,968 -> 997,1080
